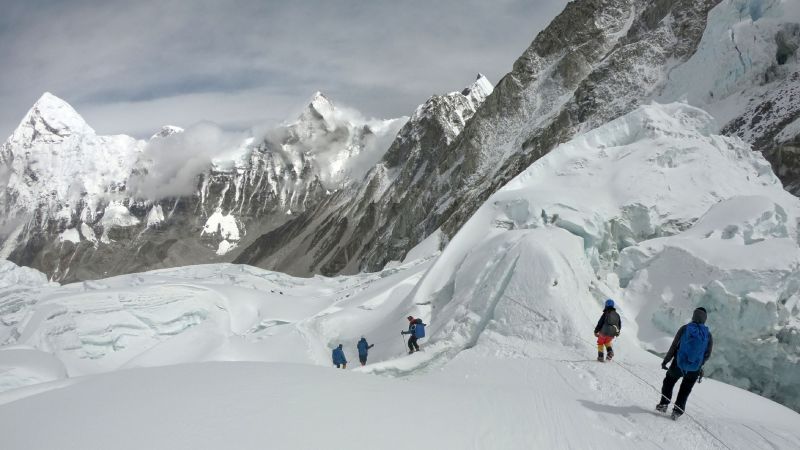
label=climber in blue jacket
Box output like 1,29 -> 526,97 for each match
356,336 -> 374,366
332,344 -> 347,369
401,316 -> 426,354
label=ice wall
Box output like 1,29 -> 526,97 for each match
408,102 -> 800,410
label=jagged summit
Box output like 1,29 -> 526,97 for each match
461,73 -> 493,96
288,91 -> 338,135
305,91 -> 336,120
402,73 -> 493,129
459,73 -> 493,106
9,92 -> 94,144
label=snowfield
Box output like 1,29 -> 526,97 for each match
1,103 -> 800,449
2,359 -> 799,450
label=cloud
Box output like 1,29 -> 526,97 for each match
127,123 -> 246,199
0,0 -> 569,139
323,107 -> 410,185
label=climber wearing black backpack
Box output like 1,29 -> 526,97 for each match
594,299 -> 621,361
656,307 -> 713,420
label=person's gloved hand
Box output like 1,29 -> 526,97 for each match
661,361 -> 668,370
594,331 -> 599,337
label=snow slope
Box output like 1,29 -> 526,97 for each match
1,103 -> 800,449
403,102 -> 800,409
1,358 -> 799,450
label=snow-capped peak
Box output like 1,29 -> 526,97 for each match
306,91 -> 336,121
0,92 -> 144,218
8,92 -> 94,144
150,125 -> 184,140
289,91 -> 339,134
460,73 -> 493,105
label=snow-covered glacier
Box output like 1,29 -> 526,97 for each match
406,101 -> 800,410
2,102 -> 800,449
337,98 -> 800,415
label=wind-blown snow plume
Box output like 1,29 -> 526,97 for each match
254,94 -> 407,188
128,122 -> 246,199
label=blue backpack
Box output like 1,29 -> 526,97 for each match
677,322 -> 709,372
414,322 -> 426,338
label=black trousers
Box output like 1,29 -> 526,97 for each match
407,335 -> 419,351
659,363 -> 700,411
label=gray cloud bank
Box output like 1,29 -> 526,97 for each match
0,0 -> 568,139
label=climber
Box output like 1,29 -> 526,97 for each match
332,343 -> 347,369
656,307 -> 713,420
401,316 -> 426,354
594,298 -> 621,361
356,336 -> 374,366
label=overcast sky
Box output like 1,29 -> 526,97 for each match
0,0 -> 568,139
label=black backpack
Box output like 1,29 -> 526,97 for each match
601,310 -> 621,336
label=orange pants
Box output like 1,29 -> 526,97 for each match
597,334 -> 614,352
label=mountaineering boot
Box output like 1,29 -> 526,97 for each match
655,403 -> 668,413
606,349 -> 614,361
597,352 -> 605,362
671,407 -> 684,420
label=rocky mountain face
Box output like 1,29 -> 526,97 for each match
235,0 -> 710,274
238,0 -> 800,276
235,75 -> 494,274
0,92 -> 404,282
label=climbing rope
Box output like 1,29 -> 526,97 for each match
605,354 -> 732,450
502,294 -> 734,450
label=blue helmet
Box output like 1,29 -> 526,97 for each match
605,299 -> 615,308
